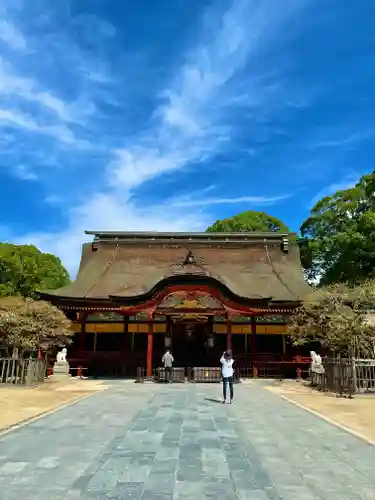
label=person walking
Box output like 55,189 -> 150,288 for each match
220,350 -> 234,403
162,349 -> 174,383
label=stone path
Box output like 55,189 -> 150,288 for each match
0,381 -> 374,499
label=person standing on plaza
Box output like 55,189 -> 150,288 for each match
220,350 -> 234,403
162,349 -> 174,383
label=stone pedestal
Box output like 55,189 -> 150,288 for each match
50,361 -> 71,381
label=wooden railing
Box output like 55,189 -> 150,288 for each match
69,353 -> 311,380
0,358 -> 46,385
237,355 -> 311,379
134,358 -> 311,383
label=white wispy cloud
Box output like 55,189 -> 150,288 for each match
0,20 -> 27,51
0,56 -> 94,127
171,194 -> 289,208
308,172 -> 361,208
0,108 -> 34,129
13,164 -> 37,181
0,108 -> 90,147
308,129 -> 374,150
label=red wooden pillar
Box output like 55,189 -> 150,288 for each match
251,316 -> 258,378
296,354 -> 302,379
166,316 -> 172,349
226,319 -> 232,351
79,312 -> 86,353
37,349 -> 43,360
123,315 -> 129,353
147,320 -> 153,377
207,316 -> 214,358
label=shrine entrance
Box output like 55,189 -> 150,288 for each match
170,317 -> 216,368
154,289 -> 229,372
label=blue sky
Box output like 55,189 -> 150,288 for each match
1,0 -> 375,276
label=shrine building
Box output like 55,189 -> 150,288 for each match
39,231 -> 312,379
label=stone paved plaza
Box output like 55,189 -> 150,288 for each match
0,381 -> 375,499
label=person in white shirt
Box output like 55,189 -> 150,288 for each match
220,350 -> 234,403
162,349 -> 174,383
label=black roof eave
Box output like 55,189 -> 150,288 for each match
38,292 -> 301,311
85,230 -> 295,245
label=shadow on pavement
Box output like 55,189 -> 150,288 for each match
204,397 -> 223,404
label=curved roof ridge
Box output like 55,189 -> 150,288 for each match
110,273 -> 269,303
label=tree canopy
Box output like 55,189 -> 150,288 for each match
289,281 -> 375,358
206,211 -> 290,233
0,243 -> 70,298
0,296 -> 73,356
300,171 -> 375,285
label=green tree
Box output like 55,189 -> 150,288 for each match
206,211 -> 290,233
300,171 -> 375,285
0,296 -> 73,356
0,243 -> 70,298
290,281 -> 375,358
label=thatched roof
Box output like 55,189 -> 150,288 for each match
39,231 -> 311,304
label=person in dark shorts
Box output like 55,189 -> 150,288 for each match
220,350 -> 234,403
162,349 -> 174,383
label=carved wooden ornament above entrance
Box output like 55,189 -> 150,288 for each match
171,314 -> 208,323
158,291 -> 224,310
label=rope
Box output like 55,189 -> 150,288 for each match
264,239 -> 296,300
84,244 -> 119,298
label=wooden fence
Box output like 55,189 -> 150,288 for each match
355,359 -> 375,393
0,358 -> 46,385
310,357 -> 375,397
